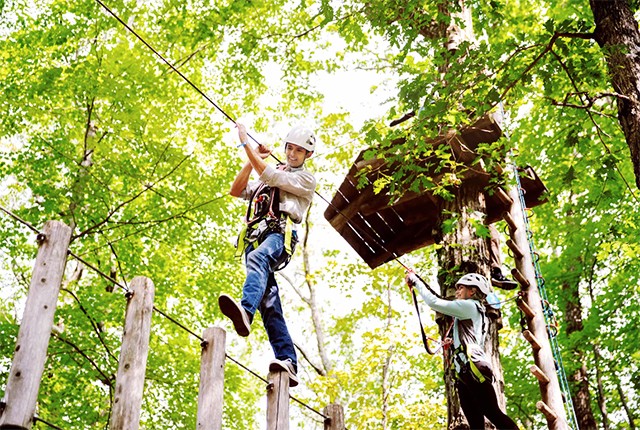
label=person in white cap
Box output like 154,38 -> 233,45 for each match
219,123 -> 316,388
405,271 -> 519,429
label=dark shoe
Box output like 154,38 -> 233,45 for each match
491,267 -> 518,290
218,294 -> 251,337
269,358 -> 299,387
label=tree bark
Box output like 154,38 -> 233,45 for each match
435,180 -> 505,429
593,345 -> 610,430
590,0 -> 640,189
616,380 -> 637,430
562,280 -> 598,430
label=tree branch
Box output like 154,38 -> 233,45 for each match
51,332 -> 114,389
73,153 -> 192,240
61,286 -> 118,363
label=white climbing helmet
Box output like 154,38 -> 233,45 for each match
456,273 -> 491,296
284,125 -> 316,152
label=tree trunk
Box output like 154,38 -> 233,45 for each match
616,380 -> 637,430
562,280 -> 598,429
593,345 -> 610,430
435,180 -> 505,429
590,0 -> 640,189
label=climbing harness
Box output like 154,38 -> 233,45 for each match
235,170 -> 298,271
246,183 -> 281,227
449,301 -> 492,385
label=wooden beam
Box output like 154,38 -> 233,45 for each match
511,268 -> 530,289
110,277 -> 155,430
266,371 -> 289,430
530,365 -> 550,384
523,330 -> 542,351
495,187 -> 513,206
516,297 -> 536,319
506,239 -> 525,260
197,327 -> 226,430
0,221 -> 72,430
502,211 -> 518,233
536,400 -> 558,423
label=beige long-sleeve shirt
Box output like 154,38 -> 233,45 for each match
240,163 -> 316,224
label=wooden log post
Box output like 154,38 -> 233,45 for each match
323,404 -> 345,430
507,185 -> 569,430
266,371 -> 289,430
0,221 -> 72,430
109,277 -> 155,430
197,327 -> 226,430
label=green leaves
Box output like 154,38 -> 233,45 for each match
1,0 -> 639,428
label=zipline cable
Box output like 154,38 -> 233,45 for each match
33,416 -> 63,430
95,1 -> 233,123
94,0 -> 446,355
0,206 -> 41,235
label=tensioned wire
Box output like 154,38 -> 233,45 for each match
0,203 -> 330,422
96,0 -> 525,359
92,0 -> 444,293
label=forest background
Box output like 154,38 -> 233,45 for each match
1,0 -> 639,429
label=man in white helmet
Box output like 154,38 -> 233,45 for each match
219,122 -> 316,387
405,271 -> 519,429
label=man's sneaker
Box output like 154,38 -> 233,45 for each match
218,294 -> 251,337
491,267 -> 518,290
269,358 -> 299,387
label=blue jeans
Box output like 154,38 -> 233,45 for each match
240,232 -> 297,370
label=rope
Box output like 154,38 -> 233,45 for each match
500,123 -> 579,428
94,1 -> 233,124
409,286 -> 437,354
68,250 -> 130,293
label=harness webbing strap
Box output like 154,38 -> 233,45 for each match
283,218 -> 294,256
410,287 -> 437,355
234,224 -> 249,258
450,301 -> 488,384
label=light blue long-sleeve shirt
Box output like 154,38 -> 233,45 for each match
408,273 -> 489,371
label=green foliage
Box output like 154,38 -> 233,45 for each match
1,0 -> 639,428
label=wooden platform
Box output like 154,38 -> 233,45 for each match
324,114 -> 548,269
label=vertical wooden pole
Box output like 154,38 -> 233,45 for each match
323,404 -> 345,430
0,221 -> 71,430
507,186 -> 569,430
196,327 -> 226,430
109,277 -> 155,430
266,371 -> 289,430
